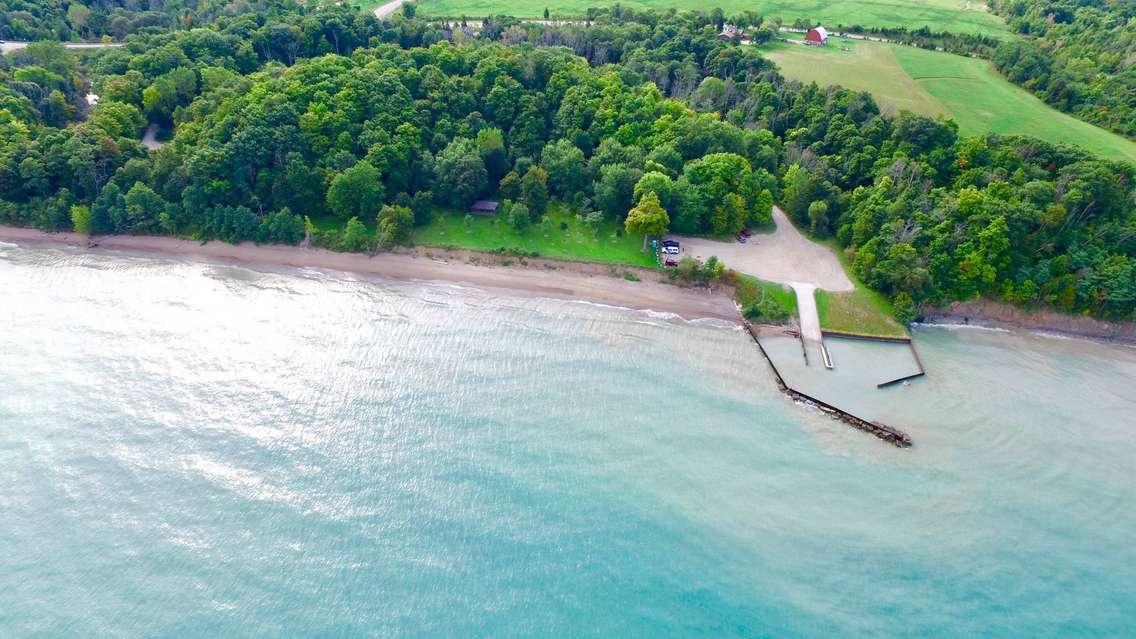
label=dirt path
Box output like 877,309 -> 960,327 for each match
373,0 -> 407,19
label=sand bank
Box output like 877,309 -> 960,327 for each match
922,299 -> 1136,344
0,226 -> 741,323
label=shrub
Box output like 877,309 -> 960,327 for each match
743,298 -> 791,322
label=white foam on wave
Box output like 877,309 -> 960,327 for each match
557,297 -> 729,326
914,321 -> 1010,333
1029,330 -> 1076,341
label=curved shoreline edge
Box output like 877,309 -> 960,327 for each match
921,300 -> 1136,345
0,226 -> 742,324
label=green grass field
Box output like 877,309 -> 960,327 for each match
387,0 -> 1008,37
809,237 -> 909,338
412,204 -> 657,267
765,37 -> 1136,164
815,287 -> 907,338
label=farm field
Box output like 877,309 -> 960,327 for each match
764,39 -> 949,118
765,37 -> 1136,164
393,0 -> 1008,37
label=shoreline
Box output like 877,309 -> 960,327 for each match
0,226 -> 742,323
921,299 -> 1136,345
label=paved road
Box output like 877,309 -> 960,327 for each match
1,41 -> 124,54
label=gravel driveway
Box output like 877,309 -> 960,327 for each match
672,207 -> 853,342
671,207 -> 853,292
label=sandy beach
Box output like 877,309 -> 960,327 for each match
0,226 -> 741,323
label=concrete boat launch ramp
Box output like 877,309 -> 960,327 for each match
676,207 -> 848,365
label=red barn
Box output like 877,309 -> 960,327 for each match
805,26 -> 829,45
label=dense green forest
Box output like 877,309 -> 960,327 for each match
990,0 -> 1136,139
1,7 -> 1133,321
0,0 -> 323,41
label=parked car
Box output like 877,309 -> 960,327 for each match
736,234 -> 747,243
664,258 -> 679,268
739,228 -> 751,238
661,239 -> 680,255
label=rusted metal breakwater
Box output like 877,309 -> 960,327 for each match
745,323 -> 914,448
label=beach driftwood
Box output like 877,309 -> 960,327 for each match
744,322 -> 914,448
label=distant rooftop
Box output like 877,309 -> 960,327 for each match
470,200 -> 499,214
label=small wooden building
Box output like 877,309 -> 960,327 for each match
718,24 -> 741,41
469,200 -> 499,215
805,26 -> 829,45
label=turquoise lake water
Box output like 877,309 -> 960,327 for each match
2,244 -> 1134,636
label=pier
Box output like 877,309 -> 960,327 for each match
744,322 -> 914,448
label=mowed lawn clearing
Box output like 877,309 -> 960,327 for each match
412,204 -> 657,267
764,39 -> 948,118
409,0 -> 1008,37
815,287 -> 907,338
766,37 -> 1136,164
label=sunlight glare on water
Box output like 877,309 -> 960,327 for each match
1,244 -> 1134,636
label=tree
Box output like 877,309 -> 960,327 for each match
339,217 -> 372,252
88,101 -> 145,138
625,192 -> 670,251
499,171 -> 522,200
807,200 -> 829,235
594,165 -> 643,219
255,209 -> 304,245
584,211 -> 604,236
752,189 -> 774,227
703,256 -> 725,285
70,204 -> 92,236
326,161 -> 384,220
710,193 -> 746,236
92,182 -> 125,234
633,172 -> 675,211
377,204 -> 413,247
508,202 -> 530,233
521,166 -> 549,216
142,68 -> 197,123
476,128 -> 508,182
892,292 -> 917,325
66,3 -> 91,34
540,139 -> 587,198
434,138 -> 488,208
124,182 -> 165,231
